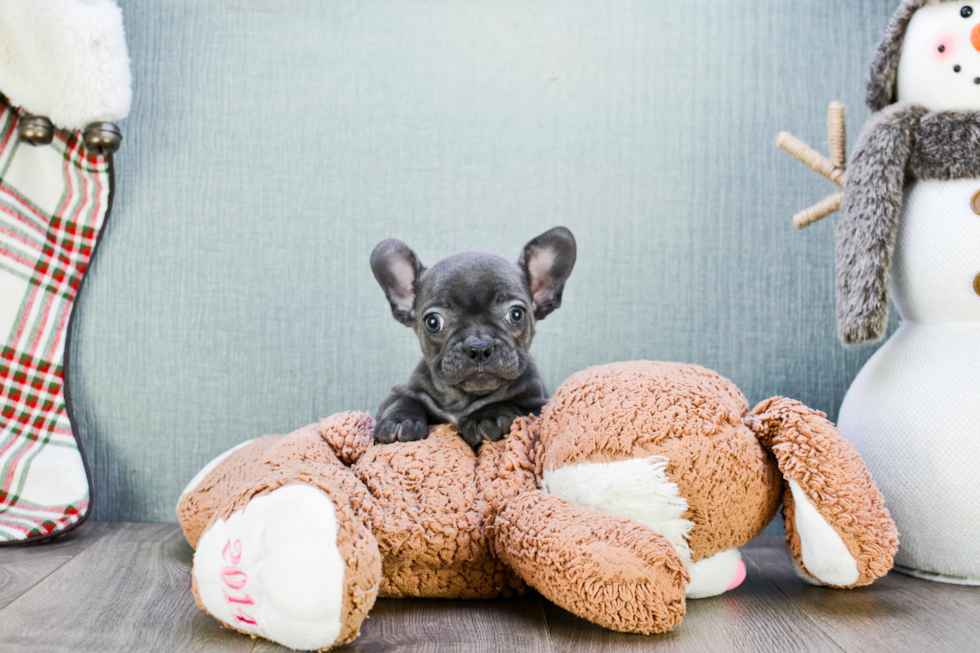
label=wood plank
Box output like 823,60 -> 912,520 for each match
5,525 -> 979,653
95,521 -> 187,543
253,595 -> 555,653
542,542 -> 844,653
745,534 -> 980,653
0,522 -> 114,611
0,523 -> 252,653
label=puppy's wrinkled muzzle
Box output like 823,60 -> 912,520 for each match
441,344 -> 523,388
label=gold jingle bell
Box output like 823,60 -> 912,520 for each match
18,115 -> 55,146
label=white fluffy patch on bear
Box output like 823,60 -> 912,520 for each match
194,484 -> 346,651
786,541 -> 826,587
685,548 -> 742,599
788,479 -> 860,587
542,456 -> 694,563
180,439 -> 255,500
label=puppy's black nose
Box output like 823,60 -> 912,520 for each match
468,340 -> 494,362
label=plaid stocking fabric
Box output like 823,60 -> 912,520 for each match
0,96 -> 113,543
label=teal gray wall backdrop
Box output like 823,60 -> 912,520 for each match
71,0 -> 900,522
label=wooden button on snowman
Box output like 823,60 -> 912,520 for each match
779,0 -> 980,584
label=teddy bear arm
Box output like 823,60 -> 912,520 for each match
177,433 -> 285,549
191,449 -> 382,651
749,397 -> 899,588
492,489 -> 688,634
179,413 -> 378,549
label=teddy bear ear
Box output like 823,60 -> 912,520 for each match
867,0 -> 931,112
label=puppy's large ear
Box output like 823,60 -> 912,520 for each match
519,227 -> 576,320
371,239 -> 425,326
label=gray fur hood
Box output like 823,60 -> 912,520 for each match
868,0 -> 958,111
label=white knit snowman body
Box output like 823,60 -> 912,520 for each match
838,1 -> 980,583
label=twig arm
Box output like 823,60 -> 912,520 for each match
828,101 -> 846,171
777,101 -> 848,228
793,192 -> 843,230
776,132 -> 846,188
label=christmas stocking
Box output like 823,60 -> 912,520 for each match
0,0 -> 130,544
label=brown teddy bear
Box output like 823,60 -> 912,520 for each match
177,361 -> 897,651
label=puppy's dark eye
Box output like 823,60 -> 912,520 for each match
424,313 -> 445,333
963,6 -> 974,18
507,307 -> 526,326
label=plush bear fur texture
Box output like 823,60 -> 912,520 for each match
178,362 -> 897,651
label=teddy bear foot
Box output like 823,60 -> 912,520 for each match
686,549 -> 747,599
494,489 -> 690,634
192,484 -> 365,651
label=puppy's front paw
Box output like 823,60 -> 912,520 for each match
458,414 -> 515,447
374,418 -> 429,444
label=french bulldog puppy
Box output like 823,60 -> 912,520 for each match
371,227 -> 576,446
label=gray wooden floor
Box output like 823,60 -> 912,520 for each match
0,525 -> 978,652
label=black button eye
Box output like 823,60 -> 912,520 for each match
507,307 -> 526,326
963,6 -> 974,18
424,313 -> 445,333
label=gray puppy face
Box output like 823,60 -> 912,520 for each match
414,253 -> 533,394
371,227 -> 576,395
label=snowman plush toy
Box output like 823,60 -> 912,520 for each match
796,0 -> 980,584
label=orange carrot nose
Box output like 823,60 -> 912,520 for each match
972,23 -> 980,51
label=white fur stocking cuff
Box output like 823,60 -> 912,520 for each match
0,0 -> 131,131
